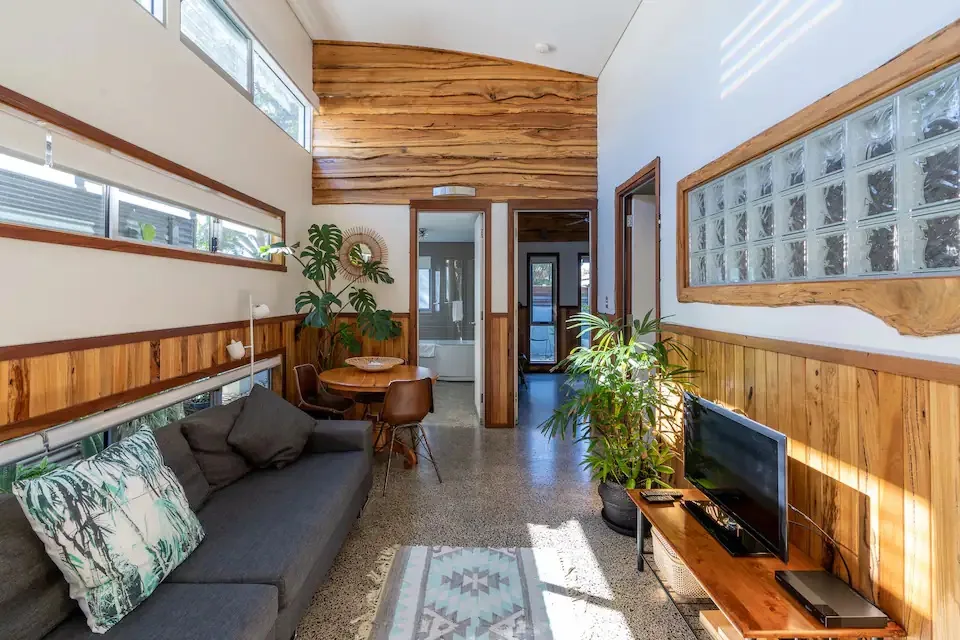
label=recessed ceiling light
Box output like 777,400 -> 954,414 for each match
535,43 -> 554,54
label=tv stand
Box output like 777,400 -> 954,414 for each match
628,488 -> 905,639
682,499 -> 772,558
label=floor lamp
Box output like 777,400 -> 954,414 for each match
227,294 -> 271,391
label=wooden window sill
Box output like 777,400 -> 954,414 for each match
0,222 -> 287,272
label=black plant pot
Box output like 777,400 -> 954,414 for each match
599,481 -> 644,537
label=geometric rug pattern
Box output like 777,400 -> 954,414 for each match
367,546 -> 567,640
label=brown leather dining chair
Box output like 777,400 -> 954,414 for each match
293,364 -> 356,419
379,377 -> 440,496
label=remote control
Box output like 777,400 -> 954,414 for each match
639,489 -> 683,503
642,494 -> 679,503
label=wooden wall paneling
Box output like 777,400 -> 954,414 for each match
930,382 -> 960,640
858,368 -> 882,602
660,324 -> 960,637
878,373 -> 906,623
487,314 -> 511,427
902,377 -> 933,640
804,358 -> 825,566
818,362 -> 842,577
836,364 -> 863,593
313,42 -> 597,204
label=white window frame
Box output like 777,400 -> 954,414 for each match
179,0 -> 313,150
134,0 -> 165,23
0,146 -> 277,264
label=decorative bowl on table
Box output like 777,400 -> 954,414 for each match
345,356 -> 404,372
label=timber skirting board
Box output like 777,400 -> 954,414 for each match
662,323 -> 960,386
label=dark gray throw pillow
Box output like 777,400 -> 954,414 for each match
181,399 -> 251,491
154,422 -> 212,511
228,385 -> 315,468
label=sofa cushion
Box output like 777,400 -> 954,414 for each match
13,428 -> 205,634
167,451 -> 370,607
181,399 -> 251,491
228,386 -> 315,468
0,493 -> 75,640
44,583 -> 277,640
154,422 -> 211,510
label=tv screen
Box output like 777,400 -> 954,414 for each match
683,394 -> 789,561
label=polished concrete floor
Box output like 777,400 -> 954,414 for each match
421,381 -> 480,429
298,374 -> 696,640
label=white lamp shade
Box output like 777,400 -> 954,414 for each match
226,340 -> 246,360
252,304 -> 270,319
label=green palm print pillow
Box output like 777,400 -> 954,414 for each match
13,428 -> 204,633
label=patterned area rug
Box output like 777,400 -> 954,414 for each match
357,546 -> 575,640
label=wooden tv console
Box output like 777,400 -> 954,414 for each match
626,488 -> 905,639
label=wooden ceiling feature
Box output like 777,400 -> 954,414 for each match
517,212 -> 589,242
312,42 -> 598,204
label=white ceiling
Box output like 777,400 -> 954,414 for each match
418,212 -> 479,242
288,0 -> 641,77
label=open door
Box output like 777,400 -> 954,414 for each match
474,214 -> 484,422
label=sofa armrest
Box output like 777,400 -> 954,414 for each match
305,420 -> 373,455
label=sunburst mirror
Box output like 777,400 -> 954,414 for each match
338,226 -> 388,282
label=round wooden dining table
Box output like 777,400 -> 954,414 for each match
319,365 -> 437,394
318,365 -> 438,466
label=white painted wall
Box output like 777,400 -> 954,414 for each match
598,0 -> 960,363
631,195 -> 658,320
0,0 -> 314,346
518,241 -> 590,307
311,205 -> 412,312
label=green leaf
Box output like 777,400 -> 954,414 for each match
349,288 -> 378,315
358,309 -> 401,341
338,323 -> 361,354
308,223 -> 343,255
360,259 -> 395,284
259,241 -> 298,256
625,478 -> 636,490
139,223 -> 156,243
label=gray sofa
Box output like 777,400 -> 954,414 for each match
0,402 -> 373,640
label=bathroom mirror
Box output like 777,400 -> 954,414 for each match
338,227 -> 388,281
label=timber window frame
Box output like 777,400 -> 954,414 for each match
676,19 -> 960,337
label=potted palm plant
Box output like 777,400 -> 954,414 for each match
539,311 -> 695,536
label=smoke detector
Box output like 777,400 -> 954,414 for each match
534,43 -> 554,54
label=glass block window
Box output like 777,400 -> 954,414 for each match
687,60 -> 960,285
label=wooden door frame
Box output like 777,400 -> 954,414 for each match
409,199 -> 492,425
615,157 -> 661,322
525,251 -> 562,372
507,198 -> 597,427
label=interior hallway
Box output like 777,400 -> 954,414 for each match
298,373 -> 698,640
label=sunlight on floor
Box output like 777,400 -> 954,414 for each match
527,519 -> 638,640
720,0 -> 843,99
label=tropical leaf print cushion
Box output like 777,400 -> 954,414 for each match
12,428 -> 204,633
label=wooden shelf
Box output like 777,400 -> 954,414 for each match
627,489 -> 905,639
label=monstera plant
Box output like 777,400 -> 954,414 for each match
262,224 -> 401,370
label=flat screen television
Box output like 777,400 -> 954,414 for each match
683,393 -> 789,562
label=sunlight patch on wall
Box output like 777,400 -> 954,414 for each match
720,0 -> 842,99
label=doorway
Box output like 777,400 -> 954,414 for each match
508,199 -> 597,427
615,158 -> 661,325
410,201 -> 491,427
